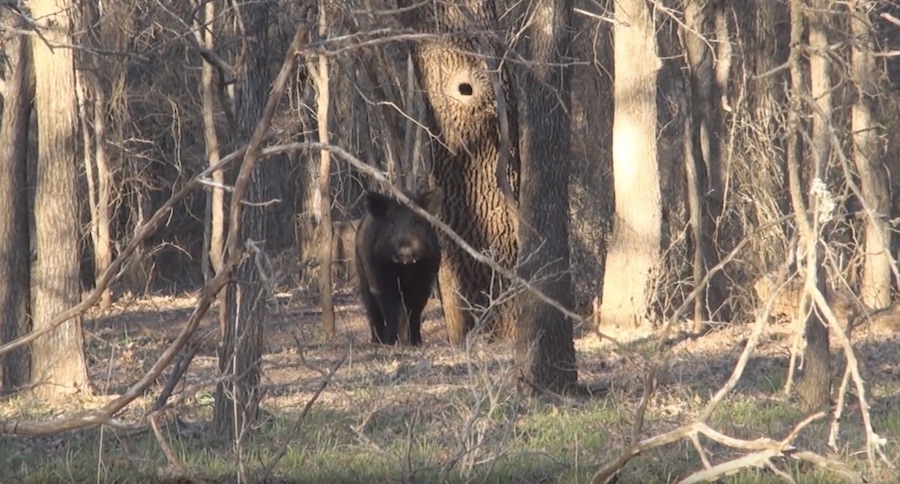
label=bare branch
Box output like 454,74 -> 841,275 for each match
256,354 -> 346,482
150,412 -> 209,484
592,413 -> 861,484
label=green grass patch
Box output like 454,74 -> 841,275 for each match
1,391 -> 889,484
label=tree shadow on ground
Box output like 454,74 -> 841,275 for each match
56,293 -> 900,482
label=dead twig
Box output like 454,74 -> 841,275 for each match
257,354 -> 346,482
150,412 -> 209,484
591,413 -> 863,484
632,213 -> 797,435
0,16 -> 313,436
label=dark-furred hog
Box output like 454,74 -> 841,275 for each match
355,189 -> 442,346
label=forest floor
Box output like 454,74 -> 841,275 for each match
2,275 -> 900,483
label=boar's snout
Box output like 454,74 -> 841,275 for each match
392,241 -> 425,264
393,246 -> 415,264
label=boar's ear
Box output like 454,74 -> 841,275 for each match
365,191 -> 392,218
420,188 -> 444,216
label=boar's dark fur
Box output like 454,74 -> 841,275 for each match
355,189 -> 442,346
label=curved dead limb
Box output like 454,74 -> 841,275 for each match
806,285 -> 891,470
590,424 -> 690,484
150,411 -> 210,484
591,412 -> 862,484
679,449 -> 782,484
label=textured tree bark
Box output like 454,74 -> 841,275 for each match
213,0 -> 270,440
514,0 -> 578,393
790,0 -> 831,412
398,0 -> 520,344
196,0 -> 227,281
89,82 -> 113,310
682,0 -> 728,330
599,0 -> 663,329
312,0 -> 336,340
0,12 -> 33,394
29,0 -> 91,399
851,1 -> 892,309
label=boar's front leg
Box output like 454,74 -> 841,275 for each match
377,283 -> 405,346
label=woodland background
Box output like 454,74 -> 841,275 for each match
2,0 -> 900,482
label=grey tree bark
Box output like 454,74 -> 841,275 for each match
30,0 -> 91,399
514,0 -> 577,393
790,0 -> 831,412
213,0 -> 271,439
599,0 -> 663,329
398,0 -> 520,344
0,12 -> 33,394
682,0 -> 728,330
851,1 -> 892,309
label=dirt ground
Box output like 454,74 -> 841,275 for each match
15,279 -> 882,482
81,281 -> 900,419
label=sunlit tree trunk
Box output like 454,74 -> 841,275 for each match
398,0 -> 520,344
790,0 -> 831,411
311,0 -> 336,339
195,0 -> 227,281
0,12 -> 33,394
29,0 -> 90,399
599,0 -> 662,329
851,0 -> 892,309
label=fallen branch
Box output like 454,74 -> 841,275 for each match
591,412 -> 862,484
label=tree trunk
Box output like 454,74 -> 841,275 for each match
682,92 -> 711,331
196,0 -> 227,280
599,0 -> 663,329
29,0 -> 90,399
311,0 -> 336,340
851,1 -> 892,309
75,0 -> 114,310
213,0 -> 270,440
790,0 -> 831,412
399,0 -> 520,344
85,79 -> 113,310
682,0 -> 728,330
0,13 -> 33,394
514,0 -> 577,393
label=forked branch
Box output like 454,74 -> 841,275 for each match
591,413 -> 862,484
